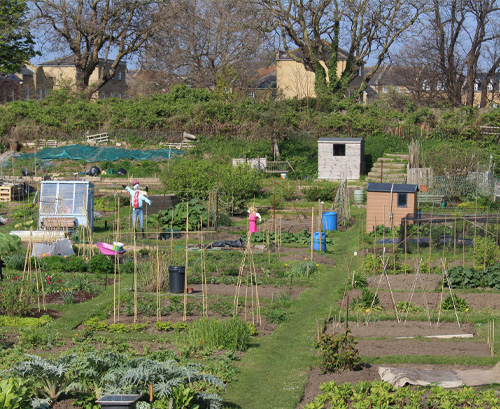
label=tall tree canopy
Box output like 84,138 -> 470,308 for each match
262,0 -> 427,100
31,0 -> 167,97
0,0 -> 37,74
142,0 -> 271,89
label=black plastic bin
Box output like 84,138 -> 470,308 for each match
169,266 -> 185,293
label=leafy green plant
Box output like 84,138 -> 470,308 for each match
351,288 -> 380,310
83,317 -> 109,331
440,295 -> 469,312
18,326 -> 61,350
397,301 -> 423,313
88,254 -> 114,276
169,385 -> 199,409
155,321 -> 173,331
61,290 -> 75,304
0,378 -> 33,409
177,317 -> 250,351
318,330 -> 360,373
10,354 -> 76,403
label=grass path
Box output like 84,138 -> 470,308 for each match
222,221 -> 362,409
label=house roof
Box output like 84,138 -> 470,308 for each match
0,74 -> 21,82
367,65 -> 410,87
367,183 -> 418,193
278,46 -> 349,62
250,66 -> 276,89
40,55 -> 126,67
318,137 -> 364,143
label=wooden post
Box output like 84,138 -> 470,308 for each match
183,202 -> 189,322
310,207 -> 314,261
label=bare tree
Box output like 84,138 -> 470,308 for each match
142,0 -> 271,90
396,0 -> 500,107
31,0 -> 167,97
261,0 -> 427,99
463,0 -> 500,106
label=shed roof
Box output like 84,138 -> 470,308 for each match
318,137 -> 364,143
367,183 -> 418,193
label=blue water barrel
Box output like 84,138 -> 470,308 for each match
312,232 -> 326,252
322,212 -> 338,231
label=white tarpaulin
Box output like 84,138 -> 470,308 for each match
31,238 -> 75,258
379,362 -> 500,388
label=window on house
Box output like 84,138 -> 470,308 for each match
118,71 -> 122,81
117,92 -> 121,98
10,90 -> 14,101
488,82 -> 493,91
474,83 -> 479,91
397,193 -> 407,208
333,144 -> 346,156
25,87 -> 29,99
39,89 -> 43,100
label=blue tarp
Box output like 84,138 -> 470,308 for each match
19,144 -> 184,162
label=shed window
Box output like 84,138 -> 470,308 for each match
333,144 -> 346,156
397,193 -> 407,208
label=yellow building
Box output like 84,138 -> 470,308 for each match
39,56 -> 127,99
276,48 -> 376,103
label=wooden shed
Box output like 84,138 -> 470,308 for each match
366,183 -> 418,232
318,137 -> 364,180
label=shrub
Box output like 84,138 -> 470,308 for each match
318,330 -> 360,373
65,255 -> 87,272
0,281 -> 36,316
88,254 -> 114,276
4,253 -> 25,271
473,236 -> 497,267
302,183 -> 337,202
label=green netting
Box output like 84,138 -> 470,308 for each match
19,144 -> 184,162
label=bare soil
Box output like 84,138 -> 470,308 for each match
334,321 -> 476,338
44,291 -> 97,305
345,273 -> 500,310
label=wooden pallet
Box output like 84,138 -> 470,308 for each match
0,184 -> 23,202
42,217 -> 76,230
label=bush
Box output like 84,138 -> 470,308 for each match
318,330 -> 360,373
0,281 -> 36,316
473,236 -> 497,267
88,254 -> 114,276
4,253 -> 25,270
302,183 -> 337,202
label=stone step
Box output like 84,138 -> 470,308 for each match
384,153 -> 410,160
366,177 -> 407,183
370,162 -> 407,170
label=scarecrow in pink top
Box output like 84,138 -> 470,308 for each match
248,206 -> 262,234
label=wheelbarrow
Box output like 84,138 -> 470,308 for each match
96,242 -> 126,256
95,242 -> 127,289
